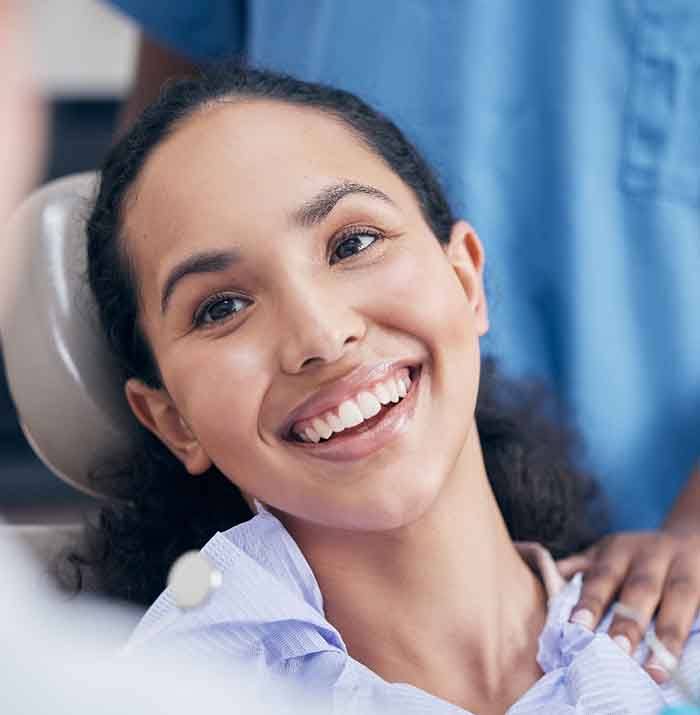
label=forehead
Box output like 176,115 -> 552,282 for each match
124,100 -> 410,243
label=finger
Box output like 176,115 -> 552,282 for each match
556,553 -> 594,579
644,556 -> 700,684
570,545 -> 631,630
607,552 -> 671,656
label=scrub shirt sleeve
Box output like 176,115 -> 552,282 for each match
107,0 -> 246,63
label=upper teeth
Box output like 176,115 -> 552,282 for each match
294,368 -> 413,443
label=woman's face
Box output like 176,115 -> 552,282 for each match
124,100 -> 489,532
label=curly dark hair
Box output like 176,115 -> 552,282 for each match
64,64 -> 605,606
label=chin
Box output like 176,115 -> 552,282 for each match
345,475 -> 444,532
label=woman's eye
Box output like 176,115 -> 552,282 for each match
330,231 -> 382,264
193,294 -> 250,328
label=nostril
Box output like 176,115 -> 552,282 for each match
299,355 -> 324,370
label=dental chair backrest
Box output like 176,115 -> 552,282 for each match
1,172 -> 140,499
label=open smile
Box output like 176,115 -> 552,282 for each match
285,365 -> 422,462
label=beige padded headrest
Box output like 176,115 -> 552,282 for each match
1,172 -> 139,497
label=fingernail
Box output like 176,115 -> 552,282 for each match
570,608 -> 595,629
646,656 -> 669,683
613,634 -> 631,655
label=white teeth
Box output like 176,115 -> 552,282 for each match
396,378 -> 407,398
312,417 -> 332,440
356,391 -> 382,419
388,379 -> 400,403
373,382 -> 392,405
325,412 -> 345,433
338,399 -> 364,428
292,368 -> 417,442
304,426 -> 321,443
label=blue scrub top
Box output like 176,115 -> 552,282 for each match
109,0 -> 700,530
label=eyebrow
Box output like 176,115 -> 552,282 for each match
160,181 -> 394,315
292,181 -> 395,227
161,249 -> 240,315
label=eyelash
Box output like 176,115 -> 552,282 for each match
329,226 -> 383,264
192,227 -> 384,329
193,292 -> 251,328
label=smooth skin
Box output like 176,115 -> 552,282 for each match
122,99 -> 548,714
0,0 -> 45,318
117,33 -> 700,683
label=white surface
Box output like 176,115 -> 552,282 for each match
29,0 -> 138,96
0,526 -> 314,714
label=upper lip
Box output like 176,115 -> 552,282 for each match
279,359 -> 420,438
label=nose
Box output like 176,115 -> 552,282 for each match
277,281 -> 366,374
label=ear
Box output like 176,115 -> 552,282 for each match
125,378 -> 212,475
445,220 -> 489,336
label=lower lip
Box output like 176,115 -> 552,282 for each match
287,366 -> 423,463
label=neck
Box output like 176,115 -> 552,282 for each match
283,425 -> 547,712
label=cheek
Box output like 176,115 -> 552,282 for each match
373,240 -> 482,431
371,242 -> 477,355
163,340 -> 266,452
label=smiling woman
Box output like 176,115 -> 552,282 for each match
60,66 -> 700,714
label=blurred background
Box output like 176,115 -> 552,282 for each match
0,0 -> 136,522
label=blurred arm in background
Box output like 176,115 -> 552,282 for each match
115,32 -> 197,138
0,0 -> 44,338
0,0 -> 44,227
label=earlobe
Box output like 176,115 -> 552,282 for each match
446,220 -> 490,336
124,378 -> 212,475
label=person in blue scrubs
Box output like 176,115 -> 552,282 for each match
107,0 -> 700,679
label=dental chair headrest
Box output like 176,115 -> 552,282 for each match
1,172 -> 140,498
